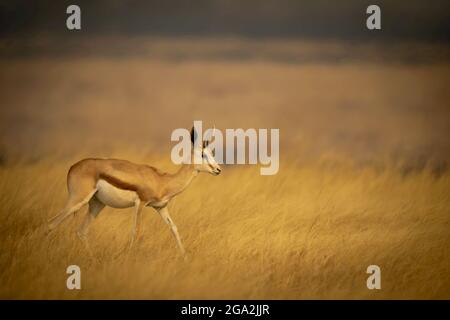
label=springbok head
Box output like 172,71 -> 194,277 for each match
190,126 -> 221,175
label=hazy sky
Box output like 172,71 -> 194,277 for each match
1,0 -> 449,41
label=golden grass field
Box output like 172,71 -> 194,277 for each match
0,38 -> 449,299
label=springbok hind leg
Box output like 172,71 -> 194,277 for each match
77,197 -> 105,259
48,189 -> 97,231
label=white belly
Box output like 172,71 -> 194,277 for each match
95,179 -> 138,208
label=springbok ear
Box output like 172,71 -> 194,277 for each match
190,126 -> 197,145
202,125 -> 214,148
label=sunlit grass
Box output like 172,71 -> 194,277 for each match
0,153 -> 448,299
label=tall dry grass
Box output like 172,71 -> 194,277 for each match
0,152 -> 449,299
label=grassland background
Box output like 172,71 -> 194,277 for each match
0,38 -> 449,299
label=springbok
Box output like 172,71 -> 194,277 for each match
48,127 -> 221,258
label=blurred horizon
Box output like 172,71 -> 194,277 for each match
1,0 -> 449,42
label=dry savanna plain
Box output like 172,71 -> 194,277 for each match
0,38 -> 449,299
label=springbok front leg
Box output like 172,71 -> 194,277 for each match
157,207 -> 186,258
128,199 -> 145,250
